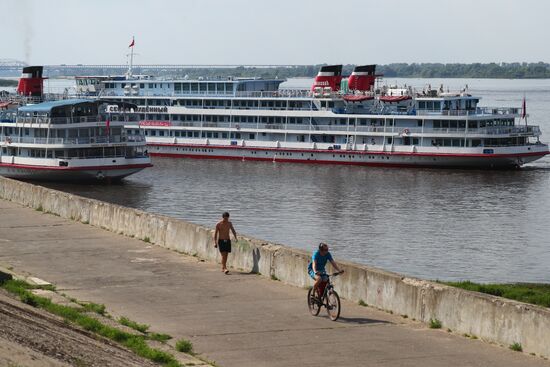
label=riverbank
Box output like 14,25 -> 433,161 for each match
0,196 -> 548,366
444,281 -> 550,308
1,176 -> 550,360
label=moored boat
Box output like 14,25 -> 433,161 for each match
0,99 -> 151,181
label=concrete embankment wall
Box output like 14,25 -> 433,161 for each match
1,176 -> 548,358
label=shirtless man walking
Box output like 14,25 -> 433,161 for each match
214,212 -> 238,274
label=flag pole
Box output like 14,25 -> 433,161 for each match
130,36 -> 134,78
523,93 -> 527,128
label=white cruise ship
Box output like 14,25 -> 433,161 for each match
0,98 -> 152,181
77,64 -> 547,169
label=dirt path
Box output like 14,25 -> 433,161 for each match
0,290 -> 157,367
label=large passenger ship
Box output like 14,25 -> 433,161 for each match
0,95 -> 151,181
83,65 -> 548,168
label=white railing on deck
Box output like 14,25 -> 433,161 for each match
0,135 -> 145,145
147,121 -> 541,136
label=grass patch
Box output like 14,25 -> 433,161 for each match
148,332 -> 173,342
175,338 -> 194,354
143,237 -> 151,243
358,299 -> 368,307
0,279 -> 181,366
82,220 -> 89,224
119,316 -> 150,333
35,204 -> 43,212
429,318 -> 442,329
81,302 -> 106,315
444,281 -> 550,308
510,342 -> 523,352
270,274 -> 279,281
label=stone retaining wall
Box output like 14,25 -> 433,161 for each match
1,177 -> 548,358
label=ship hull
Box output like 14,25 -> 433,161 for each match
147,143 -> 548,169
0,163 -> 151,182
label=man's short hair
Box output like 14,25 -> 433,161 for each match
319,242 -> 328,250
222,212 -> 230,218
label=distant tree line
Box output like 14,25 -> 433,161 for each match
6,63 -> 550,79
158,63 -> 550,79
0,79 -> 18,87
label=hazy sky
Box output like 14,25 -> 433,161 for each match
3,0 -> 550,65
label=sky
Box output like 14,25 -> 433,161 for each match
3,0 -> 550,65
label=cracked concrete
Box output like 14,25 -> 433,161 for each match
1,199 -> 549,367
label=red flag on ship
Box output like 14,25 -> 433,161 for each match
521,96 -> 526,119
129,37 -> 135,48
106,119 -> 110,136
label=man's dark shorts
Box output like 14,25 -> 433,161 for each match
218,239 -> 231,253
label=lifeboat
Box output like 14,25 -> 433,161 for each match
343,95 -> 375,102
379,95 -> 412,103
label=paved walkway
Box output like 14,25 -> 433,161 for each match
0,199 -> 548,367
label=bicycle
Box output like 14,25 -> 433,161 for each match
307,271 -> 343,321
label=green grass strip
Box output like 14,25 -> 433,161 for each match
119,316 -> 150,333
445,281 -> 550,308
0,279 -> 181,366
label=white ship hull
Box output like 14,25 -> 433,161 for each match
0,156 -> 151,182
146,141 -> 548,169
0,164 -> 150,181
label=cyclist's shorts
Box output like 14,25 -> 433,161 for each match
309,270 -> 328,281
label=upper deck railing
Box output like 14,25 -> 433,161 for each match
152,121 -> 541,136
0,135 -> 145,145
12,115 -> 140,125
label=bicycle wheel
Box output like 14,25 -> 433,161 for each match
307,287 -> 321,316
326,289 -> 341,321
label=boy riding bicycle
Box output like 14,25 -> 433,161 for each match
308,243 -> 344,296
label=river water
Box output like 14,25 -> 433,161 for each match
32,78 -> 550,283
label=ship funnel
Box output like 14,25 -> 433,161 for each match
348,65 -> 376,92
17,66 -> 46,97
311,65 -> 343,92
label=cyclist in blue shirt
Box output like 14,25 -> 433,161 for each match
308,243 -> 344,292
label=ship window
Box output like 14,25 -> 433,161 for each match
450,121 -> 457,129
433,101 -> 441,110
200,84 -> 207,93
468,121 -> 477,129
418,101 -> 426,109
387,137 -> 393,144
191,83 -> 198,92
249,133 -> 255,140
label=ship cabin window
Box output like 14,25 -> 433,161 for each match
191,83 -> 198,93
387,137 -> 393,144
249,133 -> 255,140
418,101 -> 441,111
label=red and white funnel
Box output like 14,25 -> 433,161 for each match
311,65 -> 343,92
348,65 -> 376,92
17,66 -> 46,97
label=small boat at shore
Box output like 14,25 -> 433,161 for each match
0,99 -> 152,182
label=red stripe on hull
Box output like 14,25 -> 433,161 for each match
148,143 -> 548,159
0,163 -> 153,171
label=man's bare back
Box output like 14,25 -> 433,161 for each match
215,220 -> 234,241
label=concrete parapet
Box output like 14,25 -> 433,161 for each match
0,176 -> 548,358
